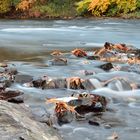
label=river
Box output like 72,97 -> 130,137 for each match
0,19 -> 140,140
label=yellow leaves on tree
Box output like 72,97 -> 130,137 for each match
77,0 -> 137,16
0,0 -> 10,13
88,0 -> 110,16
16,0 -> 36,11
114,0 -> 137,14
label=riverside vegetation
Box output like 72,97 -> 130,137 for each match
0,0 -> 140,19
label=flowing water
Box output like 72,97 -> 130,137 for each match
0,19 -> 140,140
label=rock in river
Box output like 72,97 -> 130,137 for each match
0,100 -> 62,140
50,58 -> 67,66
99,62 -> 113,71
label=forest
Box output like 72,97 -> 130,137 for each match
0,0 -> 140,19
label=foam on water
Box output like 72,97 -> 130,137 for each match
92,88 -> 140,98
104,22 -> 122,25
1,27 -> 74,33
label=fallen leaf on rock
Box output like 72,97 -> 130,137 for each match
72,49 -> 87,57
46,93 -> 107,124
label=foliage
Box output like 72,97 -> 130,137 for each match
76,0 -> 92,15
0,0 -> 11,13
32,0 -> 76,16
11,0 -> 21,6
76,0 -> 138,16
16,0 -> 36,11
137,0 -> 140,9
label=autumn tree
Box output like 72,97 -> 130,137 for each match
76,0 -> 137,16
0,0 -> 11,13
16,0 -> 36,11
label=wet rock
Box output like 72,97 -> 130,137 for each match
74,93 -> 107,114
104,124 -> 112,129
0,89 -> 24,100
0,73 -> 13,88
107,79 -> 132,91
66,77 -> 85,89
88,120 -> 100,126
99,62 -> 113,71
32,78 -> 46,88
56,107 -> 74,124
8,95 -> 24,104
0,62 -> 8,68
86,55 -> 100,60
84,70 -> 94,76
15,74 -> 33,84
5,67 -> 18,75
102,51 -> 116,58
82,78 -> 102,90
72,49 -> 87,57
44,78 -> 67,89
0,100 -> 62,140
50,58 -> 67,66
47,93 -> 107,124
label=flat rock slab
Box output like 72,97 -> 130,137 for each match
0,100 -> 62,140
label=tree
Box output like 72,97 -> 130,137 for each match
16,0 -> 36,11
0,0 -> 11,13
76,0 -> 137,16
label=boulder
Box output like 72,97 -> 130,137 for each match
0,88 -> 24,100
99,62 -> 113,71
82,78 -> 102,90
0,100 -> 62,140
107,79 -> 132,91
44,78 -> 67,89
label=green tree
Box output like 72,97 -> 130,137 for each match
0,0 -> 11,13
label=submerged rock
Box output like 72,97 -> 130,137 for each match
0,100 -> 62,140
86,55 -> 100,60
82,78 -> 102,90
107,79 -> 132,91
50,58 -> 67,66
99,62 -> 113,71
15,74 -> 33,84
51,50 -> 63,57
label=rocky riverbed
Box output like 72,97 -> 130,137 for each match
1,43 -> 140,140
